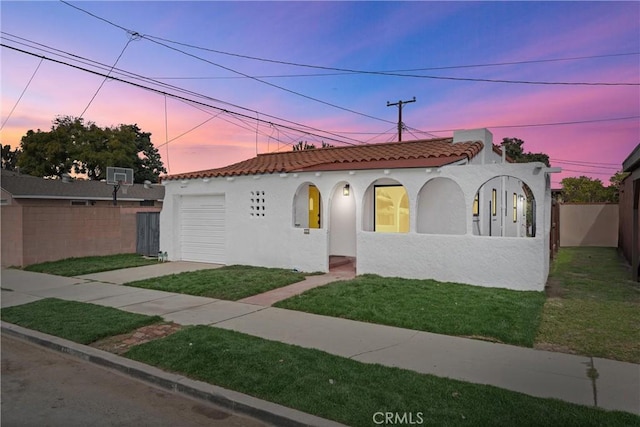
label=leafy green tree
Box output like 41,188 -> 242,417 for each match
17,116 -> 80,178
561,176 -> 611,202
561,172 -> 628,203
501,137 -> 550,167
1,143 -> 21,170
606,171 -> 630,203
17,116 -> 166,183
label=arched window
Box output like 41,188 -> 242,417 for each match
363,179 -> 409,233
293,182 -> 322,229
472,175 -> 535,237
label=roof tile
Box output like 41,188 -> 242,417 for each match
166,137 -> 484,180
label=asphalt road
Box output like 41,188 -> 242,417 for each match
1,334 -> 267,427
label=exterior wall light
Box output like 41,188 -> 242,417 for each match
343,184 -> 350,196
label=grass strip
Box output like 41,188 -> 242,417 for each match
536,247 -> 640,363
126,265 -> 307,301
126,326 -> 639,427
24,253 -> 159,277
1,298 -> 162,344
275,274 -> 545,346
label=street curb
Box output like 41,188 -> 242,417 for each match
1,322 -> 346,427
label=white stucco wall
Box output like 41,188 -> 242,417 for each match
329,183 -> 356,257
417,177 -> 466,234
160,138 -> 554,291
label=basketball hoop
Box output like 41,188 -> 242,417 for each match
106,167 -> 134,206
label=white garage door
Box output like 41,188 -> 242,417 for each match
180,195 -> 225,264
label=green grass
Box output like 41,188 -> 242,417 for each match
24,253 -> 159,277
125,265 -> 307,301
536,247 -> 640,363
275,275 -> 546,347
0,298 -> 162,344
126,326 -> 639,427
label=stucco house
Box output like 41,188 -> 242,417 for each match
160,128 -> 559,291
1,170 -> 164,266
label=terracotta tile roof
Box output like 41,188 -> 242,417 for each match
165,137 -> 484,180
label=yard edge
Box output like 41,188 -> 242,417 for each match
1,321 -> 345,427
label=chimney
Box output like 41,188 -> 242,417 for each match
453,128 -> 493,165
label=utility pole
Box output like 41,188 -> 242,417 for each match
387,97 -> 416,142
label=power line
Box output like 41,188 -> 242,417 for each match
58,1 -> 404,127
550,160 -> 620,170
407,116 -> 640,134
560,168 -> 617,176
4,40 -> 637,150
79,33 -> 138,118
1,43 -> 364,147
140,33 -> 638,86
0,56 -> 43,131
550,158 -> 621,166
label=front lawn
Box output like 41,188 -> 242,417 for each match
125,265 -> 308,301
536,247 -> 640,363
24,253 -> 159,277
275,275 -> 546,347
0,298 -> 162,344
126,326 -> 638,427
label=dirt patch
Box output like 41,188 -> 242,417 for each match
534,342 -> 577,355
90,322 -> 182,355
544,277 -> 565,298
460,335 -> 504,344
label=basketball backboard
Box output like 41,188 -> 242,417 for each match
106,167 -> 134,186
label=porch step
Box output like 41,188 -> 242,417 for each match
329,256 -> 355,269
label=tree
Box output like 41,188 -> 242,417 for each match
561,172 -> 628,203
1,144 -> 21,170
17,116 -> 166,183
292,141 -> 316,151
606,171 -> 630,203
291,140 -> 334,151
501,137 -> 550,167
561,176 -> 611,202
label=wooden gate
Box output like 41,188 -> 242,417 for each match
550,200 -> 560,259
136,212 -> 160,256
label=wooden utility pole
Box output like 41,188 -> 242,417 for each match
387,97 -> 416,142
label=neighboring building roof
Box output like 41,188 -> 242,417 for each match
1,170 -> 165,201
166,137 -> 484,180
622,143 -> 640,173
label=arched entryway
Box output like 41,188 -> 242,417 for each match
329,181 -> 356,273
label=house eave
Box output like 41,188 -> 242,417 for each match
8,195 -> 162,202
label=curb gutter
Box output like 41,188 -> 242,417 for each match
1,322 -> 345,427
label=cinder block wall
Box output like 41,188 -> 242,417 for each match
560,203 -> 619,247
1,205 -> 24,267
2,205 -> 161,267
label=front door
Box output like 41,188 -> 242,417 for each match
308,185 -> 321,228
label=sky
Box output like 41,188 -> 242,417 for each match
1,1 -> 638,187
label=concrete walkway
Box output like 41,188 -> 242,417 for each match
1,265 -> 638,416
238,264 -> 355,306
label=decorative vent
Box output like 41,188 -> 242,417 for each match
250,190 -> 266,217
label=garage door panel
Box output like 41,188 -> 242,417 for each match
180,195 -> 225,264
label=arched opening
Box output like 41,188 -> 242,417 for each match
292,182 -> 322,229
472,175 -> 535,237
417,177 -> 465,234
363,178 -> 409,233
329,181 -> 356,270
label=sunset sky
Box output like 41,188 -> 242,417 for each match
1,1 -> 638,187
